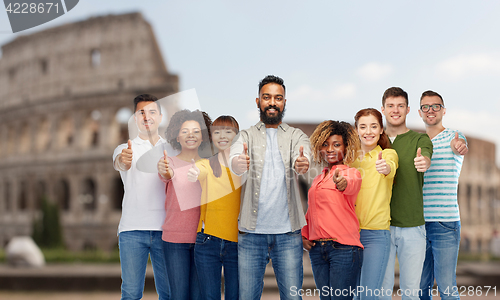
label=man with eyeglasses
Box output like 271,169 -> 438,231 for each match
380,87 -> 433,300
418,90 -> 468,300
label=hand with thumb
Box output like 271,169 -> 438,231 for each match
332,168 -> 347,192
375,151 -> 390,175
187,159 -> 200,182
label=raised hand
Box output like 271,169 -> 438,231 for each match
333,168 -> 347,192
295,145 -> 309,174
119,140 -> 133,170
158,149 -> 172,179
414,147 -> 430,172
375,151 -> 391,175
187,159 -> 201,182
233,142 -> 250,174
451,132 -> 468,155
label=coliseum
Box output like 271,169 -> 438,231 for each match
0,12 -> 499,255
0,12 -> 179,251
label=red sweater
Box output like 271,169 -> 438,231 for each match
302,164 -> 363,248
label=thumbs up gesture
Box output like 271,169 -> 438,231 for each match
295,145 -> 310,174
451,132 -> 468,155
119,140 -> 133,171
187,159 -> 201,182
375,151 -> 391,175
158,149 -> 173,179
333,168 -> 347,192
414,147 -> 431,172
233,142 -> 250,174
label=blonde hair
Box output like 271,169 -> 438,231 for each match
310,120 -> 360,166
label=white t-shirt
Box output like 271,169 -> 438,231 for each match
113,136 -> 177,235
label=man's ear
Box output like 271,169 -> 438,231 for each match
255,97 -> 260,108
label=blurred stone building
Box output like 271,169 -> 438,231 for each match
0,13 -> 179,251
290,123 -> 500,256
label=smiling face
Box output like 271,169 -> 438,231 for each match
212,127 -> 237,151
382,96 -> 409,127
419,95 -> 446,127
357,114 -> 384,152
176,120 -> 203,151
256,83 -> 286,126
320,134 -> 345,166
134,101 -> 162,137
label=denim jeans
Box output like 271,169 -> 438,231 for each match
381,225 -> 426,300
194,232 -> 239,300
238,230 -> 303,300
163,241 -> 201,300
309,241 -> 363,300
118,230 -> 170,300
355,229 -> 390,300
420,221 -> 461,300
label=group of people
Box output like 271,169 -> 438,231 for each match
113,75 -> 468,300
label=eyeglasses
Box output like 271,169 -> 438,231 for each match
420,104 -> 444,113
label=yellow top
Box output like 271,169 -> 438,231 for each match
196,158 -> 242,242
350,145 -> 398,230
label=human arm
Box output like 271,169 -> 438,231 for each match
114,140 -> 133,171
158,150 -> 174,180
336,167 -> 362,195
229,132 -> 249,175
376,149 -> 398,178
414,134 -> 433,172
292,130 -> 311,174
450,132 -> 468,156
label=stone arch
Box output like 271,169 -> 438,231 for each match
82,111 -> 101,149
111,176 -> 124,211
19,180 -> 28,211
35,181 -> 47,210
4,181 -> 11,212
36,117 -> 50,152
56,116 -> 74,149
81,178 -> 96,211
55,179 -> 70,211
19,122 -> 30,154
113,107 -> 132,146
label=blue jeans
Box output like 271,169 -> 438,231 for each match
309,241 -> 363,300
163,241 -> 201,300
355,229 -> 390,300
194,232 -> 239,300
118,230 -> 170,300
420,221 -> 461,300
381,225 -> 426,300
238,230 -> 303,300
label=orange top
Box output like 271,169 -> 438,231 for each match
302,164 -> 363,248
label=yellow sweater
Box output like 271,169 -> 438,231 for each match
350,146 -> 398,230
196,159 -> 242,242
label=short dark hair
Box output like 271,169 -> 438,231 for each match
420,90 -> 444,106
382,87 -> 408,106
258,75 -> 286,95
133,94 -> 161,114
166,109 -> 211,151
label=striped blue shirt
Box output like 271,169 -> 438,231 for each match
423,128 -> 466,222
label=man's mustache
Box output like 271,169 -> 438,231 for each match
264,105 -> 281,113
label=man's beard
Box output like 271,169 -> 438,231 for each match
260,105 -> 285,125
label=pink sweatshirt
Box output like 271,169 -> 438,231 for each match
160,156 -> 201,243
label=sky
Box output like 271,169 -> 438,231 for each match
1,1 -> 500,163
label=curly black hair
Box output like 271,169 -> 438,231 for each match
165,109 -> 212,151
310,120 -> 360,166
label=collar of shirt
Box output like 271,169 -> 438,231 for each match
255,121 -> 290,132
365,145 -> 383,159
133,136 -> 165,147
